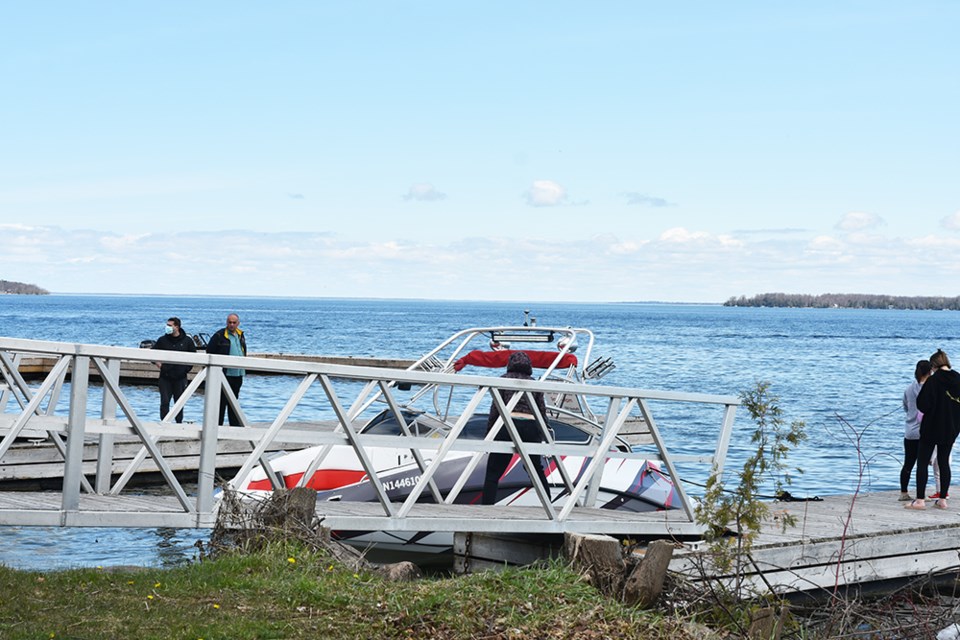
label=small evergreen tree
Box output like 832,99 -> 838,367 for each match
696,381 -> 807,595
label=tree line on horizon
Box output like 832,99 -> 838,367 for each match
724,292 -> 960,310
0,279 -> 49,295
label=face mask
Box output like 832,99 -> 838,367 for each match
164,325 -> 174,335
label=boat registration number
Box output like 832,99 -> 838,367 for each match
383,475 -> 420,491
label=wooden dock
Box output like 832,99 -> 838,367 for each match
668,491 -> 960,594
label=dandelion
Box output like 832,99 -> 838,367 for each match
287,557 -> 296,564
127,581 -> 134,585
154,582 -> 161,588
327,565 -> 334,571
353,573 -> 359,579
147,595 -> 154,600
213,604 -> 220,610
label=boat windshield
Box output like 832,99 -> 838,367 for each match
361,410 -> 592,444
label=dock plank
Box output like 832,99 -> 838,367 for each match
669,491 -> 960,593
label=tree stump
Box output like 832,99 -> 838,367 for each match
563,532 -> 625,596
622,539 -> 675,608
256,487 -> 319,531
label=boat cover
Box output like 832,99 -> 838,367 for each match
453,349 -> 578,372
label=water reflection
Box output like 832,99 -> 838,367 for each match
0,526 -> 204,571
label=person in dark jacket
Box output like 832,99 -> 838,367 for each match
907,349 -> 960,510
205,313 -> 247,426
481,351 -> 551,505
151,317 -> 197,423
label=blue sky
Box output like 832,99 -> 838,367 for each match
1,2 -> 957,302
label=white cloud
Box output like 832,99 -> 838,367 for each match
836,212 -> 883,232
524,180 -> 567,207
659,227 -> 709,244
941,211 -> 960,230
808,235 -> 844,252
403,183 -> 447,202
100,233 -> 150,250
0,223 -> 950,302
623,192 -> 674,207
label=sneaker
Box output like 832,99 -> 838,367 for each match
899,492 -> 913,501
930,492 -> 941,499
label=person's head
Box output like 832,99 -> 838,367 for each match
931,349 -> 951,370
915,359 -> 934,382
226,314 -> 240,332
166,317 -> 181,336
506,351 -> 533,376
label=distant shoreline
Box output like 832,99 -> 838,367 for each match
725,293 -> 960,311
0,280 -> 48,295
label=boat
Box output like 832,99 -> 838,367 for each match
139,333 -> 209,350
225,315 -> 678,558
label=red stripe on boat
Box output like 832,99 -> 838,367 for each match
246,469 -> 367,491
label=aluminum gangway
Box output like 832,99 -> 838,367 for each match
0,337 -> 739,536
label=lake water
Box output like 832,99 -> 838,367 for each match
0,295 -> 953,570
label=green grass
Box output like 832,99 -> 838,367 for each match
0,541 -> 705,640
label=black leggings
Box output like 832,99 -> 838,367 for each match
218,375 -> 244,426
916,438 -> 954,499
482,418 -> 551,505
900,438 -> 919,492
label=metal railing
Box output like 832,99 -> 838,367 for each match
0,337 -> 739,535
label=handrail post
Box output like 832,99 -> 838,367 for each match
61,355 -> 89,518
95,358 -> 120,493
197,365 -> 222,514
710,403 -> 737,481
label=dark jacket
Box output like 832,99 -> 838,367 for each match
206,327 -> 247,358
486,352 -> 547,430
152,331 -> 197,379
917,368 -> 960,444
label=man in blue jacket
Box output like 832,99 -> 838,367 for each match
205,313 -> 247,425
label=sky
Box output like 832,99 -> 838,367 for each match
1,2 -> 958,302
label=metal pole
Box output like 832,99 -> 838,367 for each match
95,358 -> 119,493
197,365 -> 223,515
62,355 -> 90,518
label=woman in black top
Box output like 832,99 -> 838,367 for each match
907,349 -> 960,510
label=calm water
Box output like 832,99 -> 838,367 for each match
0,295 -> 953,570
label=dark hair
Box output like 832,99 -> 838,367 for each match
506,351 -> 533,375
931,349 -> 951,370
167,317 -> 181,329
915,359 -> 934,382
